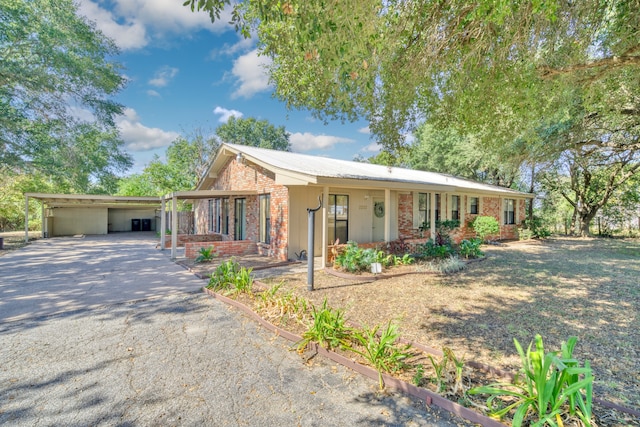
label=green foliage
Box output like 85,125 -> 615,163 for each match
334,241 -> 390,273
207,259 -> 253,295
299,299 -> 352,351
195,246 -> 216,263
469,335 -> 594,427
350,322 -> 413,390
458,238 -> 484,259
428,348 -> 467,396
412,364 -> 425,387
215,116 -> 291,151
117,130 -> 219,196
408,124 -> 521,188
1,0 -> 131,189
472,216 -> 500,242
418,240 -> 454,259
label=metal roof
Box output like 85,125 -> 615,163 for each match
25,193 -> 162,209
210,143 -> 532,197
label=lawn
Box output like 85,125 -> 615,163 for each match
264,237 -> 640,418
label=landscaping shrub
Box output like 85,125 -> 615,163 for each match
418,239 -> 455,259
334,241 -> 395,272
206,259 -> 253,295
420,256 -> 466,274
472,216 -> 500,242
458,238 -> 484,259
195,246 -> 216,263
299,299 -> 352,351
520,217 -> 552,239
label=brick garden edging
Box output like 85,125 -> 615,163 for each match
201,285 -> 507,427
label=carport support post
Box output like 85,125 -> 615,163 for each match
160,197 -> 166,250
307,197 -> 322,291
171,194 -> 178,259
24,195 -> 29,243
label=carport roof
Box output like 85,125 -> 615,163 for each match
25,193 -> 162,209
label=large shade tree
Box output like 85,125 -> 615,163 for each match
186,0 -> 640,152
1,0 -> 131,192
215,117 -> 291,151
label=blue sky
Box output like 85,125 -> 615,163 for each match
76,0 -> 381,174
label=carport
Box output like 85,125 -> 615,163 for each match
24,193 -> 162,241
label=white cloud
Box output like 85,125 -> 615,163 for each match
116,108 -> 179,151
77,1 -> 147,50
213,106 -> 243,123
146,89 -> 161,98
77,0 -> 231,51
148,66 -> 179,87
361,142 -> 381,153
211,37 -> 255,58
231,49 -> 272,99
289,132 -> 355,151
358,126 -> 371,134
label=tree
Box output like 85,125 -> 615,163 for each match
186,0 -> 640,153
117,130 -> 220,196
1,0 -> 131,190
215,117 -> 291,151
407,124 -> 523,188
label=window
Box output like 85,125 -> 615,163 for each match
418,193 -> 430,227
259,194 -> 271,243
209,198 -> 230,234
504,199 -> 515,225
329,194 -> 349,244
469,197 -> 479,215
435,194 -> 441,221
451,195 -> 460,221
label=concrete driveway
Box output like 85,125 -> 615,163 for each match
0,234 -> 467,426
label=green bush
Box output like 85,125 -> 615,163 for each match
418,239 -> 455,259
195,246 -> 216,263
335,241 -> 391,272
521,217 -> 551,239
458,238 -> 484,259
472,216 -> 500,241
207,259 -> 253,295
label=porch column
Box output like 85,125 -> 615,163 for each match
321,186 -> 329,267
24,195 -> 29,243
384,188 -> 391,242
41,202 -> 45,238
160,197 -> 166,250
171,193 -> 178,259
430,193 -> 436,239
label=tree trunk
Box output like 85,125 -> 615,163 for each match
579,210 -> 598,237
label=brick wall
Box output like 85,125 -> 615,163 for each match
398,193 -> 414,238
200,157 -> 290,261
162,233 -> 224,248
185,240 -> 258,258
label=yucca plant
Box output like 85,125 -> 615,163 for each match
349,322 -> 413,390
469,335 -> 593,427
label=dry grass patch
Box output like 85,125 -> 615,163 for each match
262,237 -> 640,417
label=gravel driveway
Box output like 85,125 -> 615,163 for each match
0,234 -> 466,426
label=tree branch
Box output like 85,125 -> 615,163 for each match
537,52 -> 640,79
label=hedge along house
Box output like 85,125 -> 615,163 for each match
175,143 -> 532,265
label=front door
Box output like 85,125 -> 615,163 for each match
234,198 -> 246,240
372,198 -> 385,242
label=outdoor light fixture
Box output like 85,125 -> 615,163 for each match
236,152 -> 244,164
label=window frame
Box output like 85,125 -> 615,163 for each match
451,195 -> 460,221
329,194 -> 349,244
504,198 -> 516,225
469,196 -> 479,215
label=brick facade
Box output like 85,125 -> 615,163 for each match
185,240 -> 257,258
195,157 -> 290,261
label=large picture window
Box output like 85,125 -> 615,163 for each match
259,194 -> 271,243
504,199 -> 515,225
329,194 -> 349,244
